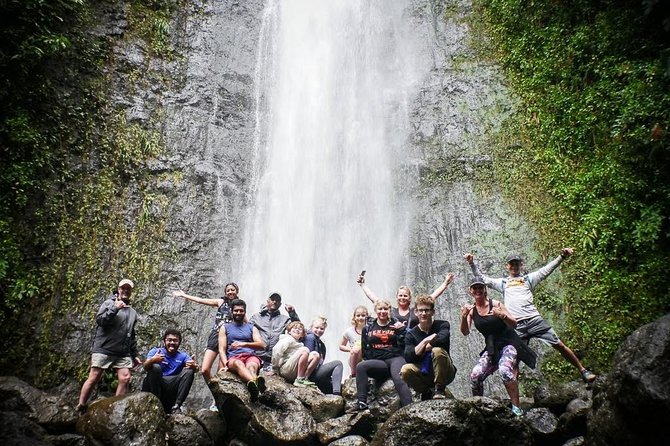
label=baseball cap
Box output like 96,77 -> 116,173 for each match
469,276 -> 486,287
118,279 -> 134,289
268,292 -> 282,303
505,254 -> 523,263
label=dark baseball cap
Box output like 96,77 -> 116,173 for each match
469,276 -> 486,287
268,292 -> 282,303
505,254 -> 523,263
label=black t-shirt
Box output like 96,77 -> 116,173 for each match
362,318 -> 406,361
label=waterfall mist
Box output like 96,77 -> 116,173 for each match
237,0 -> 429,364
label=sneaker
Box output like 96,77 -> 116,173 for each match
247,380 -> 260,402
170,404 -> 184,415
76,403 -> 88,415
256,376 -> 267,393
511,405 -> 523,417
581,369 -> 596,383
293,378 -> 306,387
208,403 -> 219,412
345,401 -> 369,414
301,379 -> 317,388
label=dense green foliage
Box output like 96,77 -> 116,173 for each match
0,0 -> 178,385
474,0 -> 670,377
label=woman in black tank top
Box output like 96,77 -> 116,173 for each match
460,277 -> 525,417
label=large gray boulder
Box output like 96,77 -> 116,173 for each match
168,413 -> 213,446
0,376 -> 78,430
369,397 -> 532,446
76,392 -> 168,445
0,411 -> 51,446
588,313 -> 670,446
210,372 -> 316,444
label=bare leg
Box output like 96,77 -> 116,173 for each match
115,368 -> 132,396
305,351 -> 320,377
503,379 -> 520,407
349,349 -> 362,377
78,367 -> 105,406
228,359 -> 255,383
296,348 -> 309,378
201,349 -> 217,381
553,341 -> 586,372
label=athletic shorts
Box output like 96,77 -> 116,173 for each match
516,316 -> 561,346
228,353 -> 261,368
206,330 -> 219,352
91,353 -> 133,369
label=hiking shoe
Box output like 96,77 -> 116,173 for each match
581,369 -> 596,383
511,405 -> 523,417
256,375 -> 267,393
76,403 -> 88,415
346,401 -> 369,414
247,380 -> 260,401
208,403 -> 219,412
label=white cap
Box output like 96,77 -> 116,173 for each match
118,279 -> 134,289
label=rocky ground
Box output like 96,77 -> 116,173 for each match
2,313 -> 668,445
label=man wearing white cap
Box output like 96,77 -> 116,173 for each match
76,278 -> 141,414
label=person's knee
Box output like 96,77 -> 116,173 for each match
117,369 -> 132,385
308,351 -> 320,360
399,364 -> 413,379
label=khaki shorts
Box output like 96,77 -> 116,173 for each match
91,353 -> 133,369
279,350 -> 304,382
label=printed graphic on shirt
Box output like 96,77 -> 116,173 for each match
506,277 -> 527,288
368,328 -> 395,350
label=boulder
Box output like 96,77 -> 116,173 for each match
315,412 -> 376,444
525,407 -> 560,445
588,313 -> 670,446
76,392 -> 168,445
210,372 -> 316,444
341,377 -> 400,422
192,408 -> 227,445
329,435 -> 369,446
168,413 -> 213,446
533,380 -> 591,416
0,376 -> 78,430
46,433 -> 87,446
0,410 -> 50,446
291,386 -> 345,422
369,397 -> 532,446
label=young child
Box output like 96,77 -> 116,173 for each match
339,305 -> 368,377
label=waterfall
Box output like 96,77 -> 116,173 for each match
237,0 -> 429,365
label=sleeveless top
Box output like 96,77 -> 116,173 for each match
224,322 -> 256,357
472,299 -> 537,368
391,306 -> 418,328
212,299 -> 233,332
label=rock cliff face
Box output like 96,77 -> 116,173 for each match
48,0 -> 554,406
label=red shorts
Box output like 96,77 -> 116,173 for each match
228,353 -> 261,368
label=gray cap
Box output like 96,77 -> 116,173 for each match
469,276 -> 486,287
505,254 -> 523,263
268,292 -> 282,303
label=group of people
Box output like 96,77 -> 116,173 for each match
76,248 -> 596,418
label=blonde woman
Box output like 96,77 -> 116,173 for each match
339,305 -> 368,377
271,321 -> 319,387
357,272 -> 455,328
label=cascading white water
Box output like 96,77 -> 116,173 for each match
237,0 -> 429,365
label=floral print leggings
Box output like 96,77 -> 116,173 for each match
470,345 -> 518,396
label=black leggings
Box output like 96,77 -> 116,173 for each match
355,356 -> 412,407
